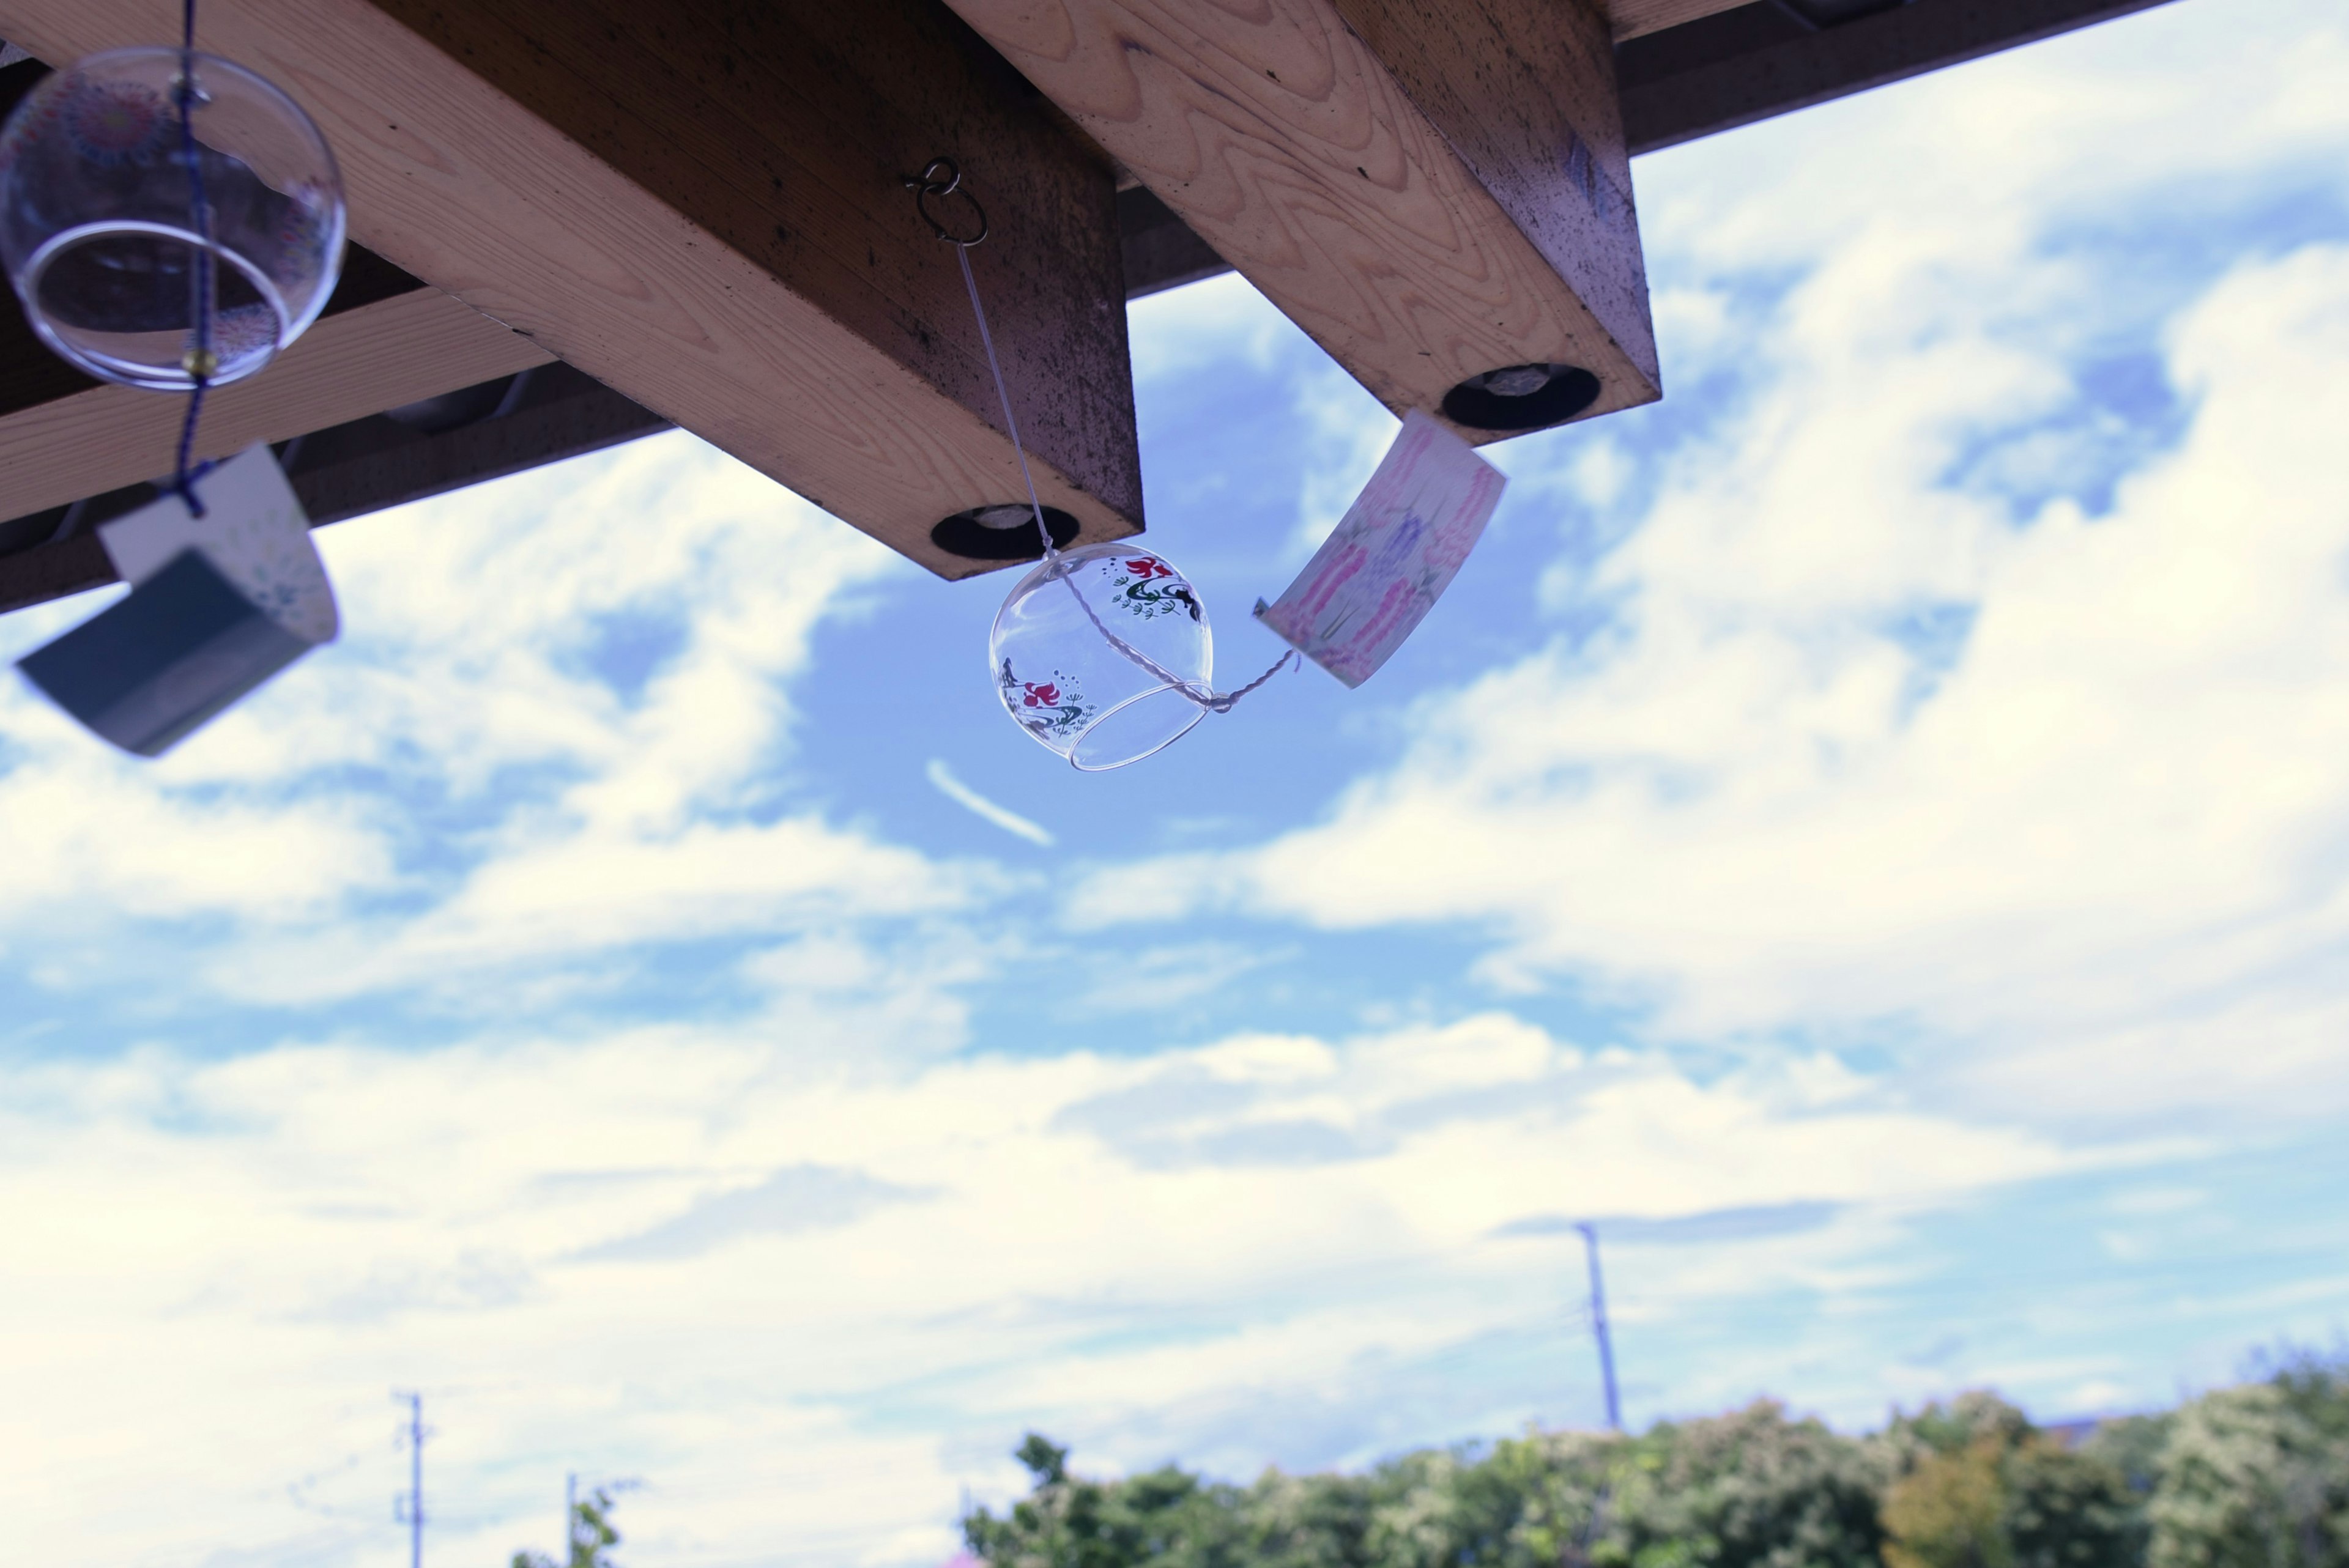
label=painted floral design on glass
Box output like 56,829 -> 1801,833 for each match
999,658 -> 1092,741
62,76 -> 169,168
1108,553 -> 1202,621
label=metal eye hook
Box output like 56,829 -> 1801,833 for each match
902,155 -> 989,246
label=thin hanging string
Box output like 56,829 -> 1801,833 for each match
171,0 -> 218,517
909,158 -> 1291,714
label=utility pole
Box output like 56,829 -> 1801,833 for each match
1575,1222 -> 1623,1432
393,1391 -> 427,1568
565,1472 -> 578,1566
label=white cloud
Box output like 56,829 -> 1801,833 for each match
1127,272 -> 1294,384
0,434 -> 1000,1002
0,1010 -> 2068,1567
1067,2 -> 2349,1134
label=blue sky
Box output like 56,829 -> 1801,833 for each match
7,1 -> 2349,1563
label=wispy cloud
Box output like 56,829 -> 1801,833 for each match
927,758 -> 1055,846
1496,1202 -> 1844,1246
574,1164 -> 933,1262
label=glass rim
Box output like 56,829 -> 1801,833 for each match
14,219 -> 292,390
1067,681 -> 1207,771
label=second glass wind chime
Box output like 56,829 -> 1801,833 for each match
0,0 -> 348,755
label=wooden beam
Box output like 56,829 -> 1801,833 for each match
290,364 -> 666,527
1121,187 -> 1230,300
0,285 -> 552,519
0,0 -> 1142,580
1611,0 -> 1759,42
0,364 -> 667,613
1113,0 -> 2188,296
1617,0 -> 2182,150
943,0 -> 1661,443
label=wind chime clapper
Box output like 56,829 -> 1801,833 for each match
0,8 -> 348,756
905,156 -> 1295,772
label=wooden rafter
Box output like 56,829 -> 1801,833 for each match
1,286 -> 552,520
941,0 -> 1663,443
0,364 -> 666,615
1611,0 -> 1760,41
0,0 -> 2195,621
0,0 -> 1145,579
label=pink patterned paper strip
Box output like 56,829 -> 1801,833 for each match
1253,410 -> 1506,689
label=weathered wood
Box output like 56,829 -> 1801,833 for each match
0,0 -> 1142,579
1609,0 -> 1755,41
942,0 -> 1661,443
0,364 -> 668,613
1334,0 -> 1652,391
0,286 -> 552,520
1619,0 -> 2183,149
1120,187 -> 1230,298
291,364 -> 667,526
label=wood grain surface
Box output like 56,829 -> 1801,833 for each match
941,0 -> 1663,441
0,287 -> 551,520
0,0 -> 1143,579
1609,0 -> 1757,41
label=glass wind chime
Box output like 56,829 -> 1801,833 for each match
1,1 -> 347,756
905,159 -> 1513,773
905,159 -> 1294,771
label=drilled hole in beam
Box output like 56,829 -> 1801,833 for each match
1441,363 -> 1601,432
932,503 -> 1080,561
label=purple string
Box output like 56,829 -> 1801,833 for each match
170,0 -> 216,517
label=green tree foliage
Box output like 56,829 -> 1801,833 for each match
2148,1352 -> 2349,1568
962,1352 -> 2349,1568
1873,1394 -> 2139,1568
967,1404 -> 1880,1568
2003,1437 -> 2145,1568
511,1485 -> 625,1568
1612,1400 -> 1884,1568
1882,1440 -> 2012,1568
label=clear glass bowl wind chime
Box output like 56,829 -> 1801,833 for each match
992,540 -> 1216,768
0,36 -> 345,395
905,158 -> 1288,771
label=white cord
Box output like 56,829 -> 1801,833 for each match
953,243 -> 1291,712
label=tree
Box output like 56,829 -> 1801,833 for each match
957,1362 -> 2348,1568
511,1485 -> 625,1568
2003,1438 -> 2143,1568
1610,1400 -> 1884,1568
2149,1352 -> 2349,1568
963,1434 -> 1249,1568
1882,1438 -> 2012,1568
963,1409 -> 1879,1568
1873,1392 -> 2141,1568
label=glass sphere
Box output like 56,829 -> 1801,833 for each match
990,542 -> 1214,770
0,48 -> 346,391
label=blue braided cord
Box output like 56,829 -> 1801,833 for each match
171,0 -> 215,518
